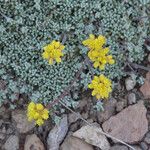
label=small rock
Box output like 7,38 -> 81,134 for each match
140,72 -> 150,99
128,93 -> 136,104
81,112 -> 89,119
24,134 -> 45,150
144,132 -> 150,144
60,136 -> 94,150
144,137 -> 150,144
116,101 -> 125,112
97,98 -> 117,123
140,142 -> 148,150
102,101 -> 148,144
125,77 -> 136,91
12,110 -> 35,133
73,123 -> 110,150
2,126 -> 6,133
110,145 -> 128,150
145,132 -> 150,138
47,115 -> 68,150
69,113 -> 79,124
4,135 -> 19,150
0,133 -> 5,140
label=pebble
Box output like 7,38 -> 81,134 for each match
144,137 -> 150,144
12,110 -> 35,133
60,136 -> 94,150
0,133 -> 5,140
4,135 -> 19,150
116,101 -> 125,112
47,115 -> 68,150
81,112 -> 88,119
102,101 -> 148,144
73,123 -> 110,150
145,132 -> 150,138
24,134 -> 45,150
140,142 -> 148,150
125,77 -> 136,91
128,93 -> 136,104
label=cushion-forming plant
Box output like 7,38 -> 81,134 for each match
0,0 -> 150,112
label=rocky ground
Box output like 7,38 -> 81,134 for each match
0,57 -> 150,150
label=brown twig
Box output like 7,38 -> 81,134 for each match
127,62 -> 137,73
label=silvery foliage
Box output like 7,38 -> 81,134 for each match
0,0 -> 149,111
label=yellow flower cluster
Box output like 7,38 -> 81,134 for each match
42,40 -> 65,64
27,102 -> 49,126
82,34 -> 115,70
88,74 -> 112,99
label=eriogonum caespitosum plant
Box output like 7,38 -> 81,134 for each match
1,0 -> 149,119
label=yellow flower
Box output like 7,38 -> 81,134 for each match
88,74 -> 112,99
83,34 -> 115,70
82,34 -> 106,50
107,55 -> 115,64
88,48 -> 115,70
42,40 -> 65,64
36,119 -> 44,126
36,104 -> 44,111
27,102 -> 49,126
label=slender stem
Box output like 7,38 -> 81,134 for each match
83,54 -> 95,77
130,62 -> 150,72
134,16 -> 150,21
